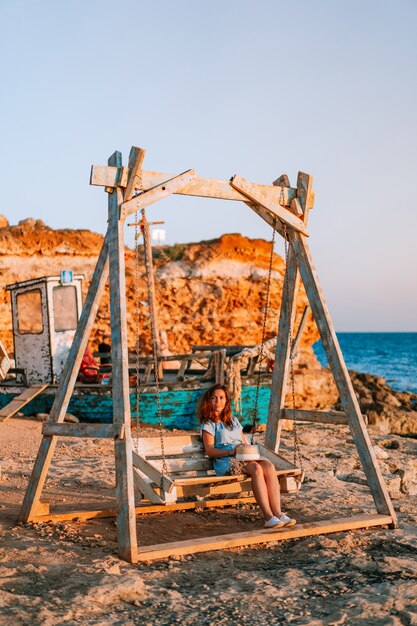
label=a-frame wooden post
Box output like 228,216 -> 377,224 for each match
107,151 -> 138,562
264,173 -> 313,451
19,235 -> 110,523
289,231 -> 397,523
232,172 -> 397,526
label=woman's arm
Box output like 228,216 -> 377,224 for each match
202,431 -> 236,458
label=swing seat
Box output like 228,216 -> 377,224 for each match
132,435 -> 303,505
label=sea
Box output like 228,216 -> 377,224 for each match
313,332 -> 417,395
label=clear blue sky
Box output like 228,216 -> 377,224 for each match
1,0 -> 416,331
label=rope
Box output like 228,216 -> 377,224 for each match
226,336 -> 277,412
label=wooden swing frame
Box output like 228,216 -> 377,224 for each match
18,146 -> 397,563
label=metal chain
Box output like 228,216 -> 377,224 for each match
251,217 -> 277,441
133,211 -> 140,455
283,219 -> 303,473
141,210 -> 168,484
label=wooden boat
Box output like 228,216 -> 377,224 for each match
0,347 -> 273,428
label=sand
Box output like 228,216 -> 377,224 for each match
1,417 -> 417,625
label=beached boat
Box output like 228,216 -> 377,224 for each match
0,273 -> 274,428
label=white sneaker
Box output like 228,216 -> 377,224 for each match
264,516 -> 285,529
279,513 -> 296,527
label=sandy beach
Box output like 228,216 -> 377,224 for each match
1,416 -> 417,625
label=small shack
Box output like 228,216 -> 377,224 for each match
6,273 -> 84,384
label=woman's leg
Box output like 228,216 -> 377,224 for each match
258,460 -> 282,518
244,461 -> 274,520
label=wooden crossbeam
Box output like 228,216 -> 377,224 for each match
281,409 -> 350,425
42,423 -> 125,438
31,497 -> 257,523
0,384 -> 49,422
136,514 -> 393,562
91,166 -> 297,206
120,169 -> 197,220
132,451 -> 175,494
230,175 -> 308,236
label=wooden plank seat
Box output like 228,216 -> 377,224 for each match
132,434 -> 303,505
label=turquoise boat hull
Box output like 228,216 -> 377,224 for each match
0,385 -> 272,430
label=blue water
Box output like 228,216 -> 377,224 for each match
313,333 -> 417,394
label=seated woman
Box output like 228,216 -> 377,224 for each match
199,383 -> 296,529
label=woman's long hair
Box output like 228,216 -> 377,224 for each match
198,384 -> 234,428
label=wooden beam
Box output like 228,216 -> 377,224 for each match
132,451 -> 175,494
265,244 -> 300,452
281,409 -> 350,425
107,150 -> 138,563
124,146 -> 146,201
290,305 -> 310,359
296,171 -> 315,220
289,231 -> 398,525
120,169 -> 197,220
42,423 -> 125,438
90,166 -> 297,205
230,175 -> 308,236
18,231 -> 110,524
265,172 -> 314,452
136,514 -> 393,562
31,497 -> 257,523
247,203 -> 286,239
133,468 -> 165,505
0,384 -> 49,422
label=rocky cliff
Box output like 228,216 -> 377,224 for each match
0,217 -> 416,432
0,216 -> 339,410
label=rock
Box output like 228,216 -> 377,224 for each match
0,214 -> 9,229
373,445 -> 389,460
64,413 -> 80,423
18,217 -> 37,228
36,413 -> 49,422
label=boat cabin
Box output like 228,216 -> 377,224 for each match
6,272 -> 84,384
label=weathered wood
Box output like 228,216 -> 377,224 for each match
35,501 -> 50,516
281,409 -> 350,425
32,497 -> 257,523
136,514 -> 393,561
273,174 -> 290,187
124,146 -> 146,201
138,434 -> 202,455
120,170 -> 197,220
42,423 -> 125,438
0,384 -> 49,421
133,468 -> 165,505
91,166 -> 297,205
132,451 -> 175,493
247,202 -> 287,239
290,231 -> 397,524
290,305 -> 310,359
265,244 -> 300,451
19,231 -> 110,523
230,175 -> 308,236
257,443 -> 303,472
296,171 -> 315,221
108,150 -> 138,562
265,173 -> 314,452
145,456 -> 213,473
